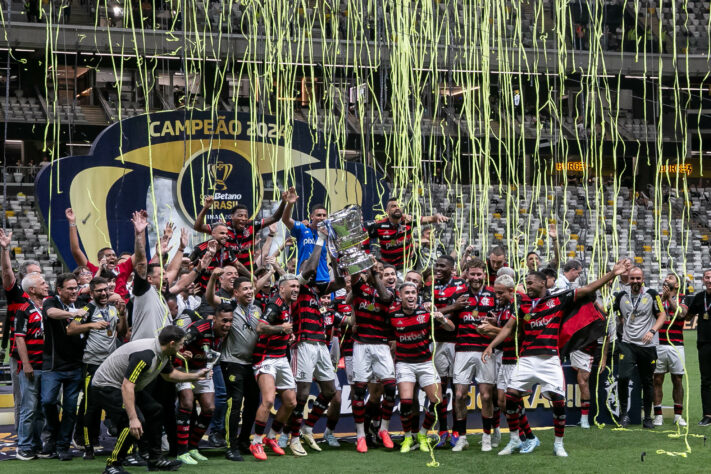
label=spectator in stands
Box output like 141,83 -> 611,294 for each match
67,276 -> 127,459
41,272 -> 85,460
13,272 -> 48,461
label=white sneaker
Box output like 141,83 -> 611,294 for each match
553,443 -> 568,457
481,433 -> 492,452
289,438 -> 308,456
323,429 -> 340,447
498,438 -> 521,456
653,414 -> 664,426
491,427 -> 501,447
301,429 -> 322,452
580,416 -> 590,429
674,415 -> 687,426
451,436 -> 469,452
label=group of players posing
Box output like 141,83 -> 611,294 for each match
188,215 -> 634,461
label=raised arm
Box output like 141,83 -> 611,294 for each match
262,189 -> 289,227
66,208 -> 89,267
205,267 -> 224,307
576,258 -> 631,300
369,268 -> 394,304
132,210 -> 149,279
420,213 -> 449,225
193,195 -> 214,234
548,223 -> 560,270
281,187 -> 298,230
0,229 -> 16,289
166,228 -> 188,284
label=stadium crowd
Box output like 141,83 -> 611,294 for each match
2,186 -> 711,473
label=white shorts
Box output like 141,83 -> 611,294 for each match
497,363 -> 516,391
176,377 -> 215,395
508,355 -> 566,397
253,357 -> 296,391
655,345 -> 685,375
352,342 -> 395,383
570,350 -> 594,373
291,342 -> 336,383
395,361 -> 440,388
453,351 -> 497,385
434,342 -> 456,378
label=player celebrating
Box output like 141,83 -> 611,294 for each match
175,306 -> 233,465
250,275 -> 300,461
390,282 -> 454,453
483,259 -> 630,457
350,266 -> 395,453
653,273 -> 690,426
366,198 -> 448,270
430,256 -> 468,447
451,258 -> 497,452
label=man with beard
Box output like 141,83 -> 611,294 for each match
613,267 -> 666,428
484,260 -> 630,457
350,266 -> 395,453
193,190 -> 289,276
653,273 -> 690,426
450,258 -> 498,452
390,282 -> 454,453
189,225 -> 241,295
67,277 -> 127,459
249,274 -> 300,461
430,255 -> 468,448
366,198 -> 448,271
486,247 -> 507,286
174,307 -> 233,465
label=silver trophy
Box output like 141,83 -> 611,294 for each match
318,205 -> 374,275
205,347 -> 221,373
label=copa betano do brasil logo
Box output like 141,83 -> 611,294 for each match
35,111 -> 388,268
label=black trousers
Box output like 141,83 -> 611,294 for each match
75,363 -> 101,447
221,361 -> 260,448
618,341 -> 657,419
698,342 -> 711,417
95,386 -> 163,467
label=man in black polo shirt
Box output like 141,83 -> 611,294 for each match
93,325 -> 210,473
41,272 -> 86,460
686,269 -> 711,425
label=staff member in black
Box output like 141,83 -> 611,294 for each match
686,269 -> 711,426
92,325 -> 209,474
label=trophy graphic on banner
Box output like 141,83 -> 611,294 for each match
208,160 -> 233,191
318,204 -> 374,275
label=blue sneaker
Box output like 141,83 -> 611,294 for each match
519,435 -> 540,454
435,431 -> 450,449
449,432 -> 459,448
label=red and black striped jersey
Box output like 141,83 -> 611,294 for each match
176,319 -> 222,370
294,285 -> 326,344
518,290 -> 576,357
3,282 -> 29,352
323,303 -> 347,341
207,219 -> 265,269
254,284 -> 277,313
432,277 -> 468,343
253,297 -> 291,362
189,241 -> 240,293
12,301 -> 44,370
659,294 -> 688,346
334,297 -> 354,355
352,281 -> 392,344
455,286 -> 497,352
494,303 -> 517,364
389,303 -> 442,363
367,218 -> 413,269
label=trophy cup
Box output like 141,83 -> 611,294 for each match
318,205 -> 374,275
205,347 -> 221,373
